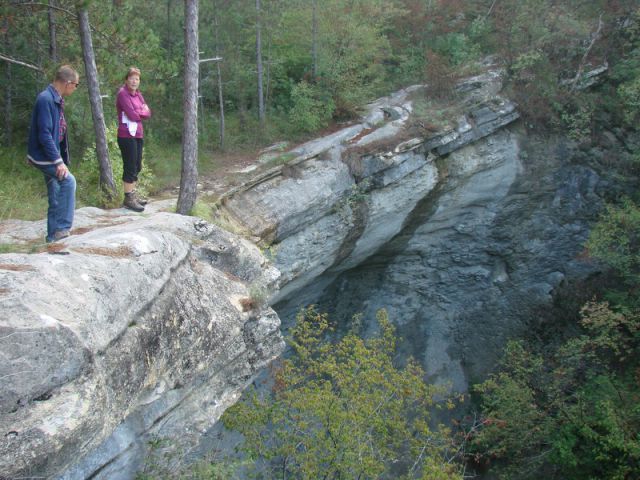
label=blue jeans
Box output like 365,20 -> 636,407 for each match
33,163 -> 76,242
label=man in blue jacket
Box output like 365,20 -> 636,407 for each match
27,65 -> 80,243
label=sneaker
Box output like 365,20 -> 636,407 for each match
123,193 -> 145,212
53,229 -> 70,241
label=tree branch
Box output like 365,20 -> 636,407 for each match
11,1 -> 77,18
485,0 -> 498,20
0,52 -> 42,71
570,13 -> 604,92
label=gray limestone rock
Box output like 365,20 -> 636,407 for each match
0,210 -> 284,479
1,62 -> 597,479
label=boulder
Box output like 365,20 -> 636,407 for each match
0,208 -> 284,479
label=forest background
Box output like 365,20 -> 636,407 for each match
2,1 -> 640,479
1,0 -> 636,218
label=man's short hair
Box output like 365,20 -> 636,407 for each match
54,65 -> 79,83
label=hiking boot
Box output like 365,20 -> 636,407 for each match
53,229 -> 70,241
133,191 -> 148,206
123,193 -> 145,212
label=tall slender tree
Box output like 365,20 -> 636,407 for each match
214,5 -> 225,150
256,0 -> 265,124
177,0 -> 199,215
77,4 -> 116,197
3,16 -> 12,147
48,0 -> 58,63
312,0 -> 318,79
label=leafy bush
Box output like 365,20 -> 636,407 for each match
221,307 -> 463,480
288,81 -> 335,134
432,32 -> 482,67
586,199 -> 640,288
0,146 -> 49,221
559,100 -> 595,143
619,76 -> 640,126
470,302 -> 640,480
76,125 -> 155,208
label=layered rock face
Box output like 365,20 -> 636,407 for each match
315,133 -> 602,389
222,73 -> 521,306
220,69 -> 602,390
0,210 -> 284,479
0,65 -> 606,479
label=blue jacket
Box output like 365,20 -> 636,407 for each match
27,85 -> 70,166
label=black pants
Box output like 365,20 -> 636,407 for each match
117,137 -> 144,183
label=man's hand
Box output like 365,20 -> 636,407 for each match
56,163 -> 69,180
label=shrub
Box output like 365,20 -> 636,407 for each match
76,125 -> 155,208
221,307 -> 463,479
288,81 -> 335,134
0,146 -> 49,221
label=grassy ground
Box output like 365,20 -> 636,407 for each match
0,140 -> 261,223
0,108 -> 356,224
0,147 -> 49,221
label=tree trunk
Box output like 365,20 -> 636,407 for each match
177,0 -> 199,215
214,8 -> 225,150
312,0 -> 318,79
3,16 -> 12,147
216,61 -> 225,150
48,0 -> 58,63
77,7 -> 116,197
570,14 -> 604,92
166,0 -> 173,56
256,0 -> 265,123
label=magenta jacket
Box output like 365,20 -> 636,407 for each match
116,86 -> 151,138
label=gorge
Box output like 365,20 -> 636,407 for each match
0,65 -> 615,479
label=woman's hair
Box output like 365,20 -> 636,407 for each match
124,67 -> 141,81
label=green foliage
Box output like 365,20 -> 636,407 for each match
135,434 -> 247,480
586,199 -> 640,288
221,307 -> 462,480
618,76 -> 640,125
559,100 -> 595,143
471,192 -> 640,478
75,125 -> 155,208
432,32 -> 482,67
0,146 -> 49,221
470,301 -> 640,480
288,81 -> 335,133
610,8 -> 640,127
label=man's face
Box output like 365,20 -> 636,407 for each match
64,77 -> 80,96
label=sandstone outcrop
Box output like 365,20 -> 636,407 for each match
0,61 -> 609,479
217,65 -> 604,395
218,68 -> 522,307
0,208 -> 284,479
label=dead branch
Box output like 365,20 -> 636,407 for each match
11,1 -> 77,18
570,13 -> 604,92
0,52 -> 42,71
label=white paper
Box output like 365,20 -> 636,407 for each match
122,111 -> 138,136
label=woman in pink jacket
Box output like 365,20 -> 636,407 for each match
116,67 -> 151,212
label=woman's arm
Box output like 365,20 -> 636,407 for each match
138,92 -> 151,119
117,88 -> 143,121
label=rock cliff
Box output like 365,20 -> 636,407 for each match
0,63 -> 609,479
220,70 -> 521,307
218,66 -> 604,391
0,206 -> 284,479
